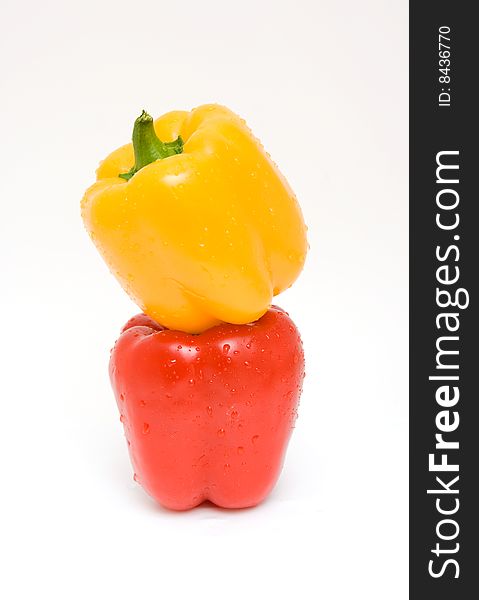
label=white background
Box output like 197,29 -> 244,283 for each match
0,1 -> 408,598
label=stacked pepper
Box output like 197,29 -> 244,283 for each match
82,104 -> 307,509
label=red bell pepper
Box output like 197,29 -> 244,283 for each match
109,306 -> 305,510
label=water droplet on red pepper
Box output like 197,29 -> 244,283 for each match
142,423 -> 150,434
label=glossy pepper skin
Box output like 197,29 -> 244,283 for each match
110,306 -> 304,510
82,105 -> 308,333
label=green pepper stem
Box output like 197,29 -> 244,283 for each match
119,110 -> 183,181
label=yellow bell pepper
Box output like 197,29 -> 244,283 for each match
81,104 -> 307,333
